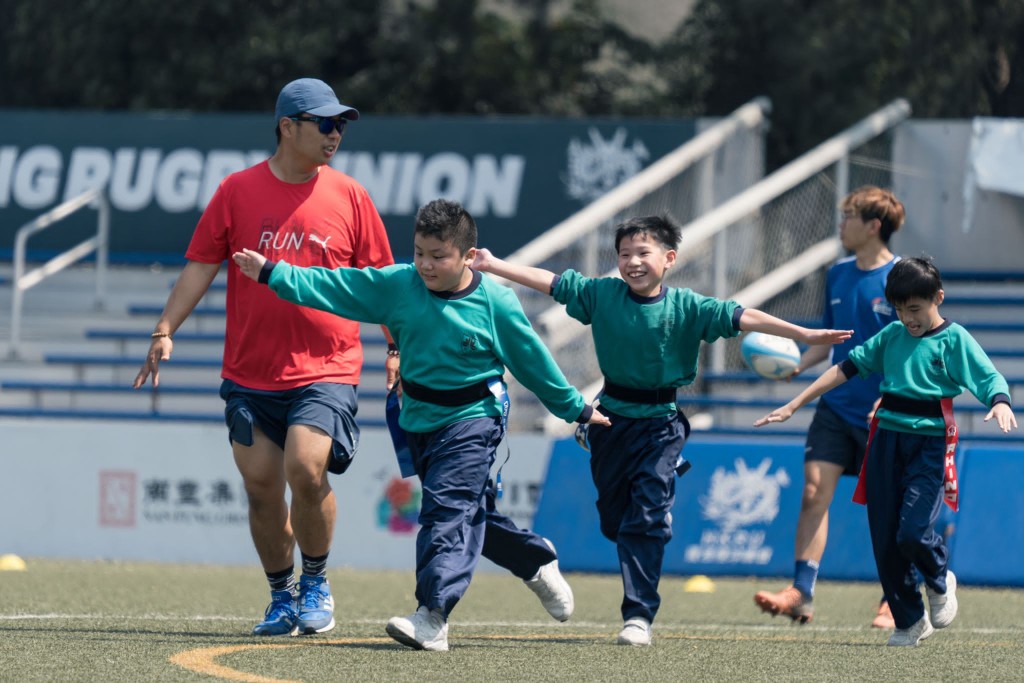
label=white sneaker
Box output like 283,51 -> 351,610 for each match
523,538 -> 574,621
617,617 -> 652,646
886,613 -> 934,646
926,570 -> 958,629
386,606 -> 449,651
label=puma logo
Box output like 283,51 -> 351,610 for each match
309,234 -> 332,252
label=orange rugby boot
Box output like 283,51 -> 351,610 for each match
753,585 -> 813,624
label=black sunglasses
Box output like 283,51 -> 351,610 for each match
288,115 -> 348,135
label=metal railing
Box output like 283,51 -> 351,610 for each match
9,188 -> 110,359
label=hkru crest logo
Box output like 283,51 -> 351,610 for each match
564,128 -> 649,202
684,458 -> 790,565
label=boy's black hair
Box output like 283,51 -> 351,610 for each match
613,215 -> 682,252
885,256 -> 943,304
414,199 -> 477,254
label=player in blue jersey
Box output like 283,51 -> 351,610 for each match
473,216 -> 852,646
233,198 -> 610,652
754,186 -> 905,629
755,257 -> 1017,646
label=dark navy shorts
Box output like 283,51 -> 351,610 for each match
219,379 -> 360,475
804,400 -> 869,476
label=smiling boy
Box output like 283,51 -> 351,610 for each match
233,198 -> 609,651
754,257 -> 1017,646
473,214 -> 853,646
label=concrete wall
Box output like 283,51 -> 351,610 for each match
5,419 -> 1023,586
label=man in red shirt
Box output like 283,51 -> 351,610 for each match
134,78 -> 396,636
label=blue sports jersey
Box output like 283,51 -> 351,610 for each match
819,255 -> 899,428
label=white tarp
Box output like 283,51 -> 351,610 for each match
963,117 -> 1024,231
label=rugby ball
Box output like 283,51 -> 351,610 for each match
740,332 -> 801,380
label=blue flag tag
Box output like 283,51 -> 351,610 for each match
487,377 -> 510,498
574,423 -> 590,452
385,386 -> 416,478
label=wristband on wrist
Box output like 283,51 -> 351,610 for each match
151,332 -> 172,339
387,343 -> 400,357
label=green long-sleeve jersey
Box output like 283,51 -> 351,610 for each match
267,262 -> 586,432
846,319 -> 1010,436
552,269 -> 742,418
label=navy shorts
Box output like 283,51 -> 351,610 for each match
219,379 -> 360,475
804,400 -> 869,476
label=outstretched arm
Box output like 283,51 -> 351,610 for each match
472,248 -> 557,294
754,363 -> 849,427
739,308 -> 852,346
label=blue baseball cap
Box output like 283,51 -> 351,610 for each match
274,78 -> 359,123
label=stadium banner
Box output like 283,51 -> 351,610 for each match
534,436 -> 878,582
0,420 -> 549,570
941,446 -> 1024,586
0,110 -> 696,263
4,419 -> 1018,585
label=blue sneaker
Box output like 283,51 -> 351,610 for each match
252,589 -> 298,636
296,575 -> 335,634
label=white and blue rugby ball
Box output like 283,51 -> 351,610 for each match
740,332 -> 801,380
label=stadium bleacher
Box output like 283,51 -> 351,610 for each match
0,265 -> 390,424
0,263 -> 1021,440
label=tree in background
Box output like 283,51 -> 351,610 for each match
1,0 -> 1022,167
657,0 -> 1024,166
349,0 -> 654,116
0,0 -> 384,111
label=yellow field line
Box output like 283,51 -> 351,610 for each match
170,644 -> 301,683
169,639 -> 392,682
168,633 -> 838,683
170,629 -> 1018,682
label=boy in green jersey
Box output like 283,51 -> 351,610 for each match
755,257 -> 1017,646
233,198 -> 609,652
473,215 -> 852,646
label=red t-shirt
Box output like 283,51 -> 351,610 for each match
186,161 -> 394,390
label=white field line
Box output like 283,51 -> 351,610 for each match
1,613 -> 1022,635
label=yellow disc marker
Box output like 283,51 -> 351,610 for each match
0,554 -> 27,571
683,575 -> 715,593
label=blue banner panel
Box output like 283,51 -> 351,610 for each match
665,439 -> 802,577
816,476 -> 877,581
946,446 -> 1024,587
530,437 -> 615,573
535,436 -> 817,578
536,436 -> 1024,585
